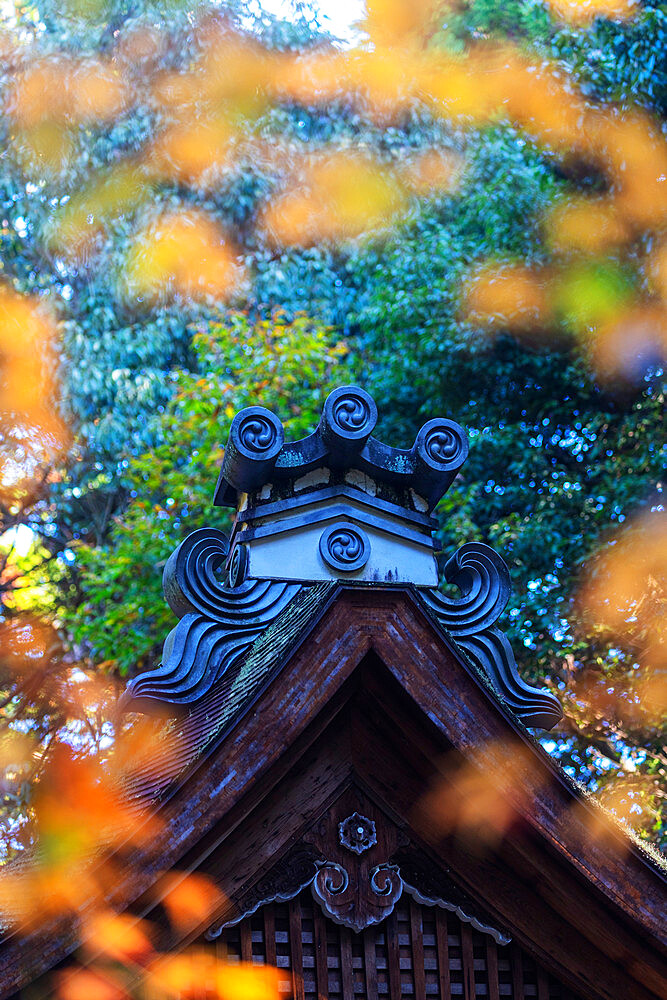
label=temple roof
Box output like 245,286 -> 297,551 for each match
123,385 -> 562,729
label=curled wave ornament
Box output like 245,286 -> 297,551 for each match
457,628 -> 562,730
319,523 -> 370,573
416,418 -> 469,471
123,526 -> 301,713
419,541 -> 562,730
420,542 -> 511,638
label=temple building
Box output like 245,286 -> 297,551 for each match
2,387 -> 665,999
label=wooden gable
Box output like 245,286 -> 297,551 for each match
2,388 -> 664,1000
3,588 -> 664,1000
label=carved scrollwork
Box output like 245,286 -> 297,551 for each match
370,864 -> 402,901
311,860 -> 403,932
319,523 -> 370,573
206,845 -> 322,937
313,862 -> 349,898
419,541 -> 562,730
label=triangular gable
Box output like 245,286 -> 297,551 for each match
2,589 -> 665,999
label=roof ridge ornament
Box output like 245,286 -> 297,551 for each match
121,387 -> 562,731
218,385 -> 469,588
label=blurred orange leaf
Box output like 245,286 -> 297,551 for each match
261,152 -> 406,247
158,871 -> 226,934
122,210 -> 245,306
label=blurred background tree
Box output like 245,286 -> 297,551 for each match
0,0 -> 664,858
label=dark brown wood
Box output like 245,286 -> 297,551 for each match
240,919 -> 253,963
313,903 -> 329,1000
511,941 -> 525,1000
461,922 -> 476,1000
339,926 -> 355,1000
537,965 -> 550,1000
289,899 -> 305,1000
435,910 -> 451,1000
3,590 -> 667,1000
409,898 -> 427,1000
386,909 -> 402,1000
264,905 -> 277,968
485,936 -> 500,1000
363,927 -> 379,1000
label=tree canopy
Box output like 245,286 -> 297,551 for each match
0,0 -> 665,872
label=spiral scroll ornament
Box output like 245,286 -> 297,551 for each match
227,543 -> 248,589
236,410 -> 283,457
332,394 -> 373,435
319,523 -> 370,573
313,862 -> 349,898
370,865 -> 403,903
321,386 -> 378,443
416,418 -> 469,471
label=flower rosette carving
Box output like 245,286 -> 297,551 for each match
339,813 -> 377,854
319,523 -> 370,573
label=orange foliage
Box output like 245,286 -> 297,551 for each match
546,198 -> 629,255
56,967 -> 129,1000
592,303 -> 667,380
578,512 -> 666,677
83,911 -> 154,965
546,0 -> 638,25
0,288 -> 69,498
462,263 -> 551,333
261,152 -> 406,247
158,871 -> 227,934
10,57 -> 129,127
149,955 -> 280,1000
418,742 -> 540,851
148,118 -> 236,188
122,210 -> 245,306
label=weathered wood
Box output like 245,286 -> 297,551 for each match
3,590 -> 666,1000
537,965 -> 549,1000
485,936 -> 500,1000
264,905 -> 277,968
409,898 -> 427,1000
363,927 -> 379,1000
339,926 -> 355,1000
313,902 -> 329,1000
435,910 -> 451,1000
289,899 -> 305,1000
386,909 -> 402,1000
461,922 -> 476,1000
511,941 -> 525,1000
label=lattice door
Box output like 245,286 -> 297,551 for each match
213,889 -> 583,1000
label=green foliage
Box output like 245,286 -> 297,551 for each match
65,312 -> 346,674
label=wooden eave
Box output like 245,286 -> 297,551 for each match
1,587 -> 665,1000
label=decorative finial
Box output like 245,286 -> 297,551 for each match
216,385 -> 469,588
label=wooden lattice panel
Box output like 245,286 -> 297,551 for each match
213,890 -> 583,1000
